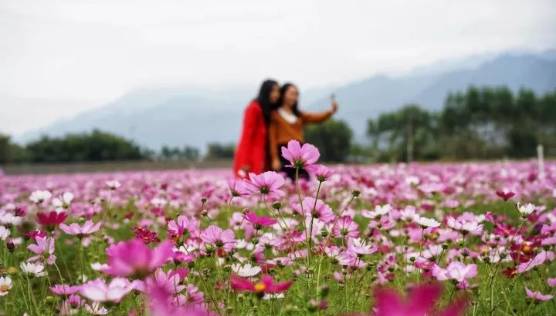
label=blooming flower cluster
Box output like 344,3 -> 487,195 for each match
0,140 -> 555,315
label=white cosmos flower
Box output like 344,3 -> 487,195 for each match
362,204 -> 392,219
52,192 -> 74,210
0,212 -> 22,226
415,216 -> 441,228
0,276 -> 12,296
263,293 -> 285,300
517,202 -> 536,216
85,302 -> 109,315
0,226 -> 10,240
20,261 -> 47,277
232,263 -> 261,277
105,180 -> 121,190
29,190 -> 52,204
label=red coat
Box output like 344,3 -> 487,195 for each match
233,100 -> 267,177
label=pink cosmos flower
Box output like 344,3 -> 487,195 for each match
50,284 -> 81,296
241,171 -> 285,200
333,216 -> 359,238
548,278 -> 556,287
347,238 -> 377,256
103,239 -> 173,278
200,225 -> 236,252
433,262 -> 477,288
373,283 -> 467,316
230,274 -> 292,295
27,236 -> 56,265
167,215 -> 200,240
244,211 -> 277,228
307,164 -> 332,182
517,250 -> 554,274
293,197 -> 336,223
79,278 -> 135,303
281,140 -> 320,169
60,220 -> 101,237
136,269 -> 185,295
525,287 -> 553,301
146,278 -> 213,316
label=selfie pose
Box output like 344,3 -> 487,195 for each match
269,83 -> 338,179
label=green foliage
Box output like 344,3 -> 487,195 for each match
205,143 -> 235,160
367,87 -> 556,162
0,134 -> 30,164
305,119 -> 353,162
25,130 -> 145,163
160,145 -> 200,161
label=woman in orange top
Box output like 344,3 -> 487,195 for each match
269,83 -> 338,179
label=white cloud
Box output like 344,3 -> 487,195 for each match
0,0 -> 555,135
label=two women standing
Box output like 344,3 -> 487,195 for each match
233,80 -> 338,179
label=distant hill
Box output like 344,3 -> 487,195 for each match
17,50 -> 556,149
312,51 -> 556,136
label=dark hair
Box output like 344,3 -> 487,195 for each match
256,79 -> 279,124
278,83 -> 300,117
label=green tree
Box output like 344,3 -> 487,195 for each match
305,119 -> 353,162
205,143 -> 235,160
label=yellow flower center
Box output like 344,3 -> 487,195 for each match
254,282 -> 266,293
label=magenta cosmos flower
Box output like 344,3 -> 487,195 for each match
103,239 -> 173,278
495,189 -> 515,201
373,283 -> 467,316
281,140 -> 320,169
230,274 -> 292,296
244,211 -> 277,228
241,171 -> 285,200
60,220 -> 101,237
37,211 -> 67,228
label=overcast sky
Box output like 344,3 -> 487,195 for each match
1,0 -> 555,135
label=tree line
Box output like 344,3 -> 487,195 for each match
367,86 -> 556,162
1,85 -> 553,165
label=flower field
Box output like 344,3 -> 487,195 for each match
1,142 -> 556,315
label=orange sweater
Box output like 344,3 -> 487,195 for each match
268,109 -> 333,162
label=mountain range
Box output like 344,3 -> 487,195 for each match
17,50 -> 556,150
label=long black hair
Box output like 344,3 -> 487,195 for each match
256,79 -> 279,124
278,83 -> 301,117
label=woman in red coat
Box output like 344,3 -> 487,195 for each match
233,79 -> 280,177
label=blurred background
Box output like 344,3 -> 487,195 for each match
1,0 -> 555,174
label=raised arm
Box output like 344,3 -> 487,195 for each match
300,99 -> 338,123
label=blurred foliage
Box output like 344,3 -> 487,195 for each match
159,145 -> 200,161
26,130 -> 145,163
205,143 -> 235,160
305,119 -> 353,162
367,86 -> 556,162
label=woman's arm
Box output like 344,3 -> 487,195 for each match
300,100 -> 338,123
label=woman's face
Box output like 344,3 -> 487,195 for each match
283,86 -> 299,107
269,84 -> 280,104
